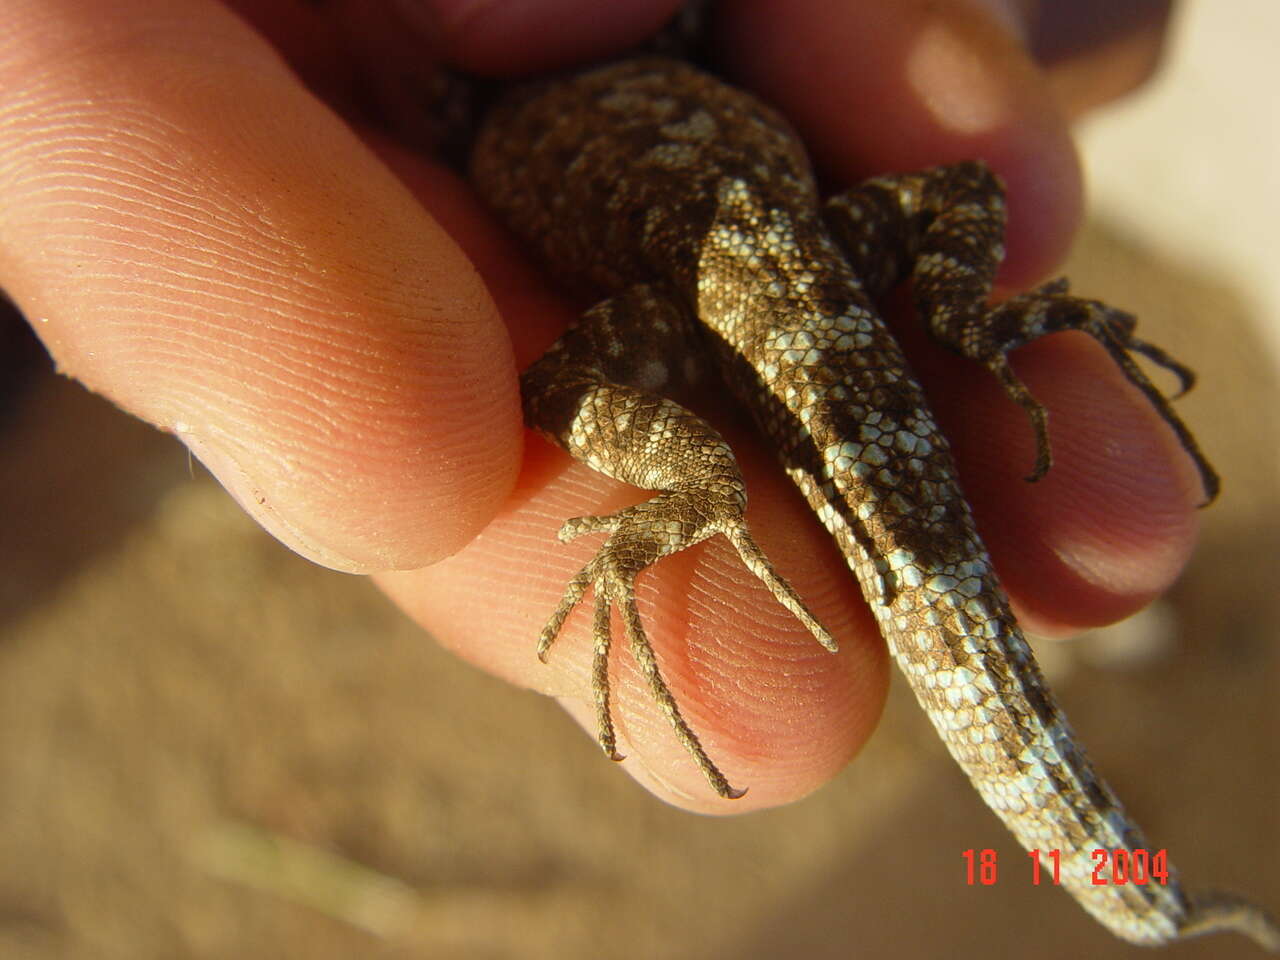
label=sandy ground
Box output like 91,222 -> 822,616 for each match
2,7 -> 1277,960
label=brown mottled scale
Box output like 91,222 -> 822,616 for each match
470,57 -> 1275,949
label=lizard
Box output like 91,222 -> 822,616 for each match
466,46 -> 1278,951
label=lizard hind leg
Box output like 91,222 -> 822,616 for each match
970,279 -> 1218,499
823,161 -> 1219,503
522,285 -> 834,797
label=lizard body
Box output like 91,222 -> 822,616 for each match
469,55 -> 1275,949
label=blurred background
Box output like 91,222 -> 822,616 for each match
2,4 -> 1276,958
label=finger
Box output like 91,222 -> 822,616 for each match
716,0 -> 1082,285
0,0 -> 521,573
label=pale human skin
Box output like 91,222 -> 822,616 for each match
0,0 -> 1195,811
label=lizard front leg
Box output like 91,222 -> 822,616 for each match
823,160 -> 1218,500
522,283 -> 835,798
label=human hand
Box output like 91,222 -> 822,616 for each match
1,0 -> 1197,812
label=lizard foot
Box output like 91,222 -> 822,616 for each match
971,279 -> 1219,501
535,492 -> 834,799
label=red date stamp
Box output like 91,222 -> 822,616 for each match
962,848 -> 1172,886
